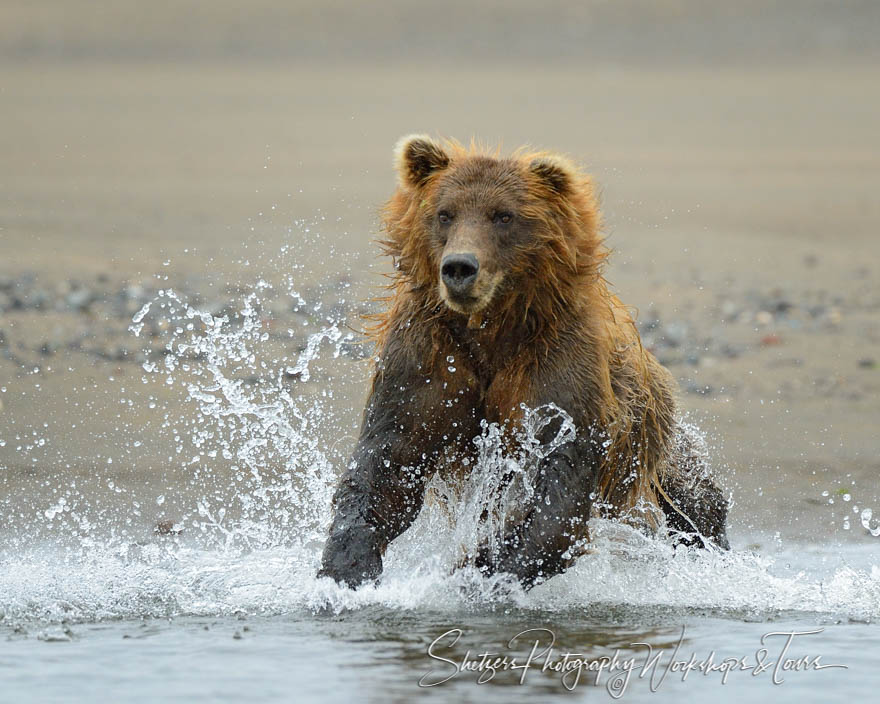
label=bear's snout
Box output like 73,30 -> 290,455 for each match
441,253 -> 480,297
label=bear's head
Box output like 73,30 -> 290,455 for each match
385,135 -> 605,326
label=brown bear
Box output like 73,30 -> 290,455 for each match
318,136 -> 729,589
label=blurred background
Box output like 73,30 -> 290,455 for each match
1,1 -> 879,542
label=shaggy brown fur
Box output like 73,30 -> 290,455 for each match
318,136 -> 729,589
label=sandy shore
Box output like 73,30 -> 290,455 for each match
1,3 -> 879,545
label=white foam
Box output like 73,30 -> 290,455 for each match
2,523 -> 878,625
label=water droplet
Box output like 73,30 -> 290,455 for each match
861,508 -> 880,537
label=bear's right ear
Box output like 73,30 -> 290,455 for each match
528,155 -> 576,196
394,134 -> 451,189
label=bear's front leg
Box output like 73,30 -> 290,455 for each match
318,337 -> 471,588
318,432 -> 423,588
474,434 -> 598,589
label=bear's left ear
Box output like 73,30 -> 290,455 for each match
529,155 -> 576,196
394,134 -> 451,189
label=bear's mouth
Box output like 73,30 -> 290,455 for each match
442,291 -> 480,313
439,274 -> 502,315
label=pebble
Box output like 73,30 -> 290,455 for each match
662,321 -> 688,348
825,307 -> 843,326
858,358 -> 876,369
755,311 -> 774,326
124,284 -> 145,300
65,288 -> 93,311
155,519 -> 183,535
719,343 -> 742,359
37,288 -> 53,308
720,300 -> 739,319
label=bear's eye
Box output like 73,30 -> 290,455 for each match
438,211 -> 453,224
492,212 -> 513,225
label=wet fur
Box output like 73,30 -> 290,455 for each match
319,137 -> 729,589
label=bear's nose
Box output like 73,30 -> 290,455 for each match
441,253 -> 479,295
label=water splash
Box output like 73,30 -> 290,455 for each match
129,284 -> 359,553
861,508 -> 880,537
1,272 -> 879,628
